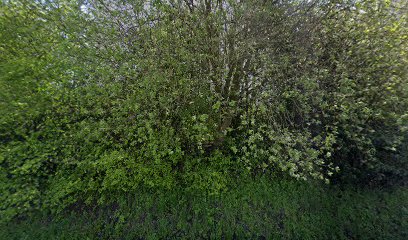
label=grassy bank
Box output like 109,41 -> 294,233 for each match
1,178 -> 406,239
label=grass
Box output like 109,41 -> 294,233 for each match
1,178 -> 407,239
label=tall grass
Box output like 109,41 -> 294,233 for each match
1,178 -> 406,239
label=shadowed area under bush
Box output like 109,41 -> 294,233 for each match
1,179 -> 407,239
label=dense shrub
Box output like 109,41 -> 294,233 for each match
0,0 -> 407,221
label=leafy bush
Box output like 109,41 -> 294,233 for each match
0,0 -> 407,221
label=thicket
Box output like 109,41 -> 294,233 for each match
1,0 -> 407,222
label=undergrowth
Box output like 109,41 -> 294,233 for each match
1,178 -> 406,240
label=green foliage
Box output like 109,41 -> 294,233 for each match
318,0 -> 408,184
0,0 -> 407,222
1,179 -> 407,239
